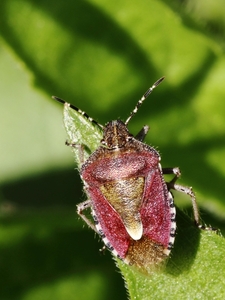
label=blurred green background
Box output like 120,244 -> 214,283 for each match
0,0 -> 225,299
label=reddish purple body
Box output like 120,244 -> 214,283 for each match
81,120 -> 175,267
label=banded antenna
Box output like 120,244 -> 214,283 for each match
53,96 -> 104,129
125,76 -> 165,125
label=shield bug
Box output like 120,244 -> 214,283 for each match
53,77 -> 210,271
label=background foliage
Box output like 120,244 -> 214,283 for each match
0,0 -> 225,299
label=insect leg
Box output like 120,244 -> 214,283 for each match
65,141 -> 85,165
135,125 -> 149,142
163,167 -> 215,231
162,167 -> 181,177
77,200 -> 98,233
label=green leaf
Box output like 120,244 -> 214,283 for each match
60,102 -> 103,168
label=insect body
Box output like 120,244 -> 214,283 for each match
54,77 -> 204,271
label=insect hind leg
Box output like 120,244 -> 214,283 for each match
163,167 -> 216,231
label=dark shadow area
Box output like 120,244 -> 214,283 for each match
166,206 -> 224,275
1,168 -> 83,208
166,208 -> 201,275
0,212 -> 126,300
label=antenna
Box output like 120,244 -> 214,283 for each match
125,77 -> 165,125
53,96 -> 104,129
